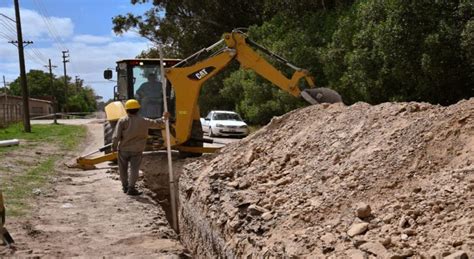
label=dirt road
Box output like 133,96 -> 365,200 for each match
2,120 -> 186,257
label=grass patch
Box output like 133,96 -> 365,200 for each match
0,122 -> 87,216
0,123 -> 86,152
2,157 -> 57,216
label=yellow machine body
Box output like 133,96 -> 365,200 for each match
77,31 -> 333,169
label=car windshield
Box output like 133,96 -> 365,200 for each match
213,113 -> 242,121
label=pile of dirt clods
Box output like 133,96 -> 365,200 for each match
177,98 -> 473,258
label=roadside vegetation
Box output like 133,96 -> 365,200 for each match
5,70 -> 97,113
113,0 -> 473,125
0,123 -> 86,216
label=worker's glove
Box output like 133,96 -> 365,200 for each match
162,112 -> 170,121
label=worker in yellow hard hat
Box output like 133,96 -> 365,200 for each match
112,99 -> 170,195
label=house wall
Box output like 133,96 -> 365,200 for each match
0,94 -> 53,127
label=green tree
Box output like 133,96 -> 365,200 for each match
9,70 -> 98,113
113,0 -> 269,57
321,0 -> 473,105
222,70 -> 305,125
67,87 -> 97,113
113,0 -> 473,126
9,70 -> 53,97
114,0 -> 277,120
215,6 -> 351,124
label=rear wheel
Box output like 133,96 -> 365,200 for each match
209,126 -> 215,137
178,119 -> 204,158
103,121 -> 117,154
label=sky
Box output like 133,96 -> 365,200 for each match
0,0 -> 155,101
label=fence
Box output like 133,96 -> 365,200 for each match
0,104 -> 22,128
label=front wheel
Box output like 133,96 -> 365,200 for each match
209,127 -> 215,137
103,121 -> 117,154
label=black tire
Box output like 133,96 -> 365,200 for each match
103,121 -> 117,154
209,126 -> 215,137
179,119 -> 204,158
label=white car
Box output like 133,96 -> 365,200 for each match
201,110 -> 249,138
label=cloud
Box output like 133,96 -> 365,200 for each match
73,34 -> 112,44
0,7 -> 151,101
67,40 -> 149,74
0,43 -> 18,61
111,29 -> 142,39
0,7 -> 74,41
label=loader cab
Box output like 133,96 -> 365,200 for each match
104,58 -> 180,119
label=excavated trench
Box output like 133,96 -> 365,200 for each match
140,152 -> 230,257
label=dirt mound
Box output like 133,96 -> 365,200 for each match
179,99 -> 474,258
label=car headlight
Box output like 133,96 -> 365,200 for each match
215,124 -> 224,127
239,125 -> 247,128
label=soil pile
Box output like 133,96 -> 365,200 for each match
179,99 -> 474,258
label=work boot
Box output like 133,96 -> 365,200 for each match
127,188 -> 142,196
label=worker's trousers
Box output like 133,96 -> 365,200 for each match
118,150 -> 143,189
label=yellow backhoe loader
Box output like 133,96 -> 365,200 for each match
75,29 -> 342,169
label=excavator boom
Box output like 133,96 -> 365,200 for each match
73,30 -> 342,169
165,30 -> 342,144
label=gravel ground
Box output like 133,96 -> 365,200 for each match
177,98 -> 474,258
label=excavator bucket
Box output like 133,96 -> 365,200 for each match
301,87 -> 343,105
66,152 -> 118,170
0,191 -> 14,246
66,144 -> 118,170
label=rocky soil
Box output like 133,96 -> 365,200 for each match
177,99 -> 474,258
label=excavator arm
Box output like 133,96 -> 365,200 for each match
224,32 -> 312,97
72,30 -> 341,170
165,30 -> 341,144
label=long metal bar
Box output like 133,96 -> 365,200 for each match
246,38 -> 302,71
173,39 -> 224,68
160,45 -> 179,233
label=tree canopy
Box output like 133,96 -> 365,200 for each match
9,69 -> 97,113
113,0 -> 473,125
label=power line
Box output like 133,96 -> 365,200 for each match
31,0 -> 76,75
83,81 -> 116,84
32,0 -> 68,51
30,46 -> 49,62
0,31 -> 14,41
1,13 -> 48,65
0,17 -> 17,38
0,13 -> 15,23
0,19 -> 16,33
24,49 -> 45,65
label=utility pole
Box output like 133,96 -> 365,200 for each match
45,59 -> 58,124
62,50 -> 69,114
13,0 -> 31,132
2,76 -> 7,104
2,76 -> 6,124
75,76 -> 80,92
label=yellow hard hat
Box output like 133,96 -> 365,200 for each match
125,99 -> 141,110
